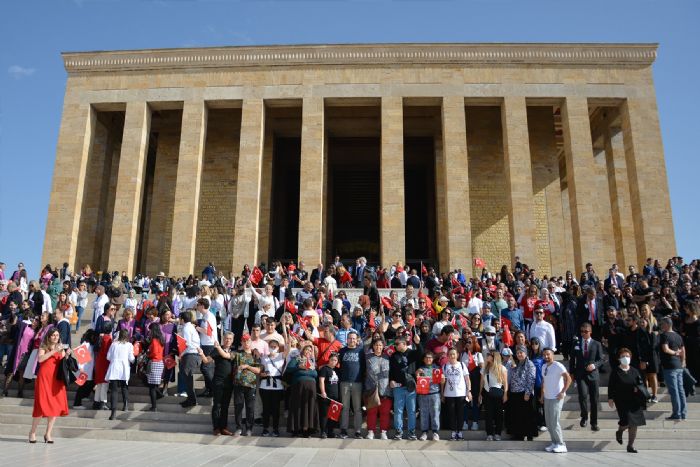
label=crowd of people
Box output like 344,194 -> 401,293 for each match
0,255 -> 698,453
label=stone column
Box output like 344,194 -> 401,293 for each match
107,101 -> 151,276
41,100 -> 95,270
297,97 -> 325,266
440,96 -> 472,271
560,97 -> 600,273
380,96 -> 406,266
168,100 -> 208,276
232,99 -> 265,272
620,97 -> 676,264
501,96 -> 537,270
604,125 -> 638,269
257,124 -> 274,266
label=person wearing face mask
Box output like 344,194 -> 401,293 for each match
608,347 -> 646,453
259,338 -> 287,437
198,332 -> 235,435
480,325 -> 502,361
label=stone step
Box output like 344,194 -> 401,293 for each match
0,422 -> 698,451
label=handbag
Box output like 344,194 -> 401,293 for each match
633,374 -> 650,406
487,373 -> 504,399
363,385 -> 381,409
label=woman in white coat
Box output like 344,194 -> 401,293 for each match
106,329 -> 135,420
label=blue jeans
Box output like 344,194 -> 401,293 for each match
418,393 -> 440,432
0,343 -> 11,368
393,386 -> 416,434
75,306 -> 85,331
663,368 -> 687,418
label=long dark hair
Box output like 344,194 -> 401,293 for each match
149,322 -> 165,346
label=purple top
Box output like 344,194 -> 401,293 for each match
12,321 -> 35,374
160,322 -> 176,356
118,319 -> 136,340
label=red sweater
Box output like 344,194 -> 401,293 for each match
148,339 -> 164,361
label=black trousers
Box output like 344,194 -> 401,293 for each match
73,380 -> 95,407
444,396 -> 465,431
211,378 -> 233,430
260,388 -> 284,431
234,385 -> 256,430
109,380 -> 128,412
576,376 -> 600,425
231,315 -> 256,349
199,345 -> 215,391
180,353 -> 201,404
317,395 -> 336,435
484,392 -> 504,436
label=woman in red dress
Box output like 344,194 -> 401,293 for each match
29,328 -> 70,443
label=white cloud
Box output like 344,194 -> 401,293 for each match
8,65 -> 36,79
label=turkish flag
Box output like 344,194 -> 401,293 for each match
298,317 -> 308,332
459,314 -> 468,330
176,334 -> 187,356
408,316 -> 416,328
501,324 -> 514,347
385,345 -> 395,356
381,296 -> 393,311
72,343 -> 92,366
368,310 -> 376,329
421,263 -> 427,276
501,317 -> 513,330
285,299 -> 297,314
416,376 -> 431,395
251,267 -> 264,286
327,399 -> 343,422
432,368 -> 443,385
133,341 -> 141,357
75,372 -> 88,386
206,321 -> 213,337
164,355 -> 176,370
474,258 -> 486,269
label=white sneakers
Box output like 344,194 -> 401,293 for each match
486,435 -> 494,441
432,432 -> 440,441
545,443 -> 555,452
471,422 -> 479,431
419,432 -> 428,441
366,431 -> 374,440
380,430 -> 388,440
494,435 -> 501,441
538,426 -> 548,432
545,443 -> 568,453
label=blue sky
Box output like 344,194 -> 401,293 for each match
1,0 -> 698,277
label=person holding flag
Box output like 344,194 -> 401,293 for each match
388,333 -> 423,440
195,298 -> 218,398
286,341 -> 319,437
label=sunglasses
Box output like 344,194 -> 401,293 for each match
485,333 -> 496,336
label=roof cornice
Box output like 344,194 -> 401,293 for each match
62,43 -> 658,73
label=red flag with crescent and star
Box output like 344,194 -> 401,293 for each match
72,343 -> 92,366
327,399 -> 343,422
416,376 -> 431,395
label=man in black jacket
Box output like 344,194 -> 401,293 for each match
388,334 -> 422,440
569,323 -> 604,430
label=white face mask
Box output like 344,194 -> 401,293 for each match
619,356 -> 631,366
269,347 -> 278,355
486,335 -> 494,343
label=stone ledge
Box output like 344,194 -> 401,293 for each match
63,43 -> 658,73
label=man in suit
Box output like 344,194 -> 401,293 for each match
576,286 -> 604,340
603,268 -> 623,293
274,277 -> 289,304
310,263 -> 324,285
569,322 -> 604,431
352,257 -> 366,288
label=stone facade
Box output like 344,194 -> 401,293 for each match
43,43 -> 676,278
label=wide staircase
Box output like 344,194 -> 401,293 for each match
0,295 -> 697,451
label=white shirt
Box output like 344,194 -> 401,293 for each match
467,297 -> 483,315
105,341 -> 135,382
542,361 -> 568,399
181,322 -> 200,355
323,276 -> 337,296
196,311 -> 218,346
260,353 -> 286,390
41,290 -> 52,313
92,294 -> 110,329
527,320 -> 557,351
443,361 -> 469,397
